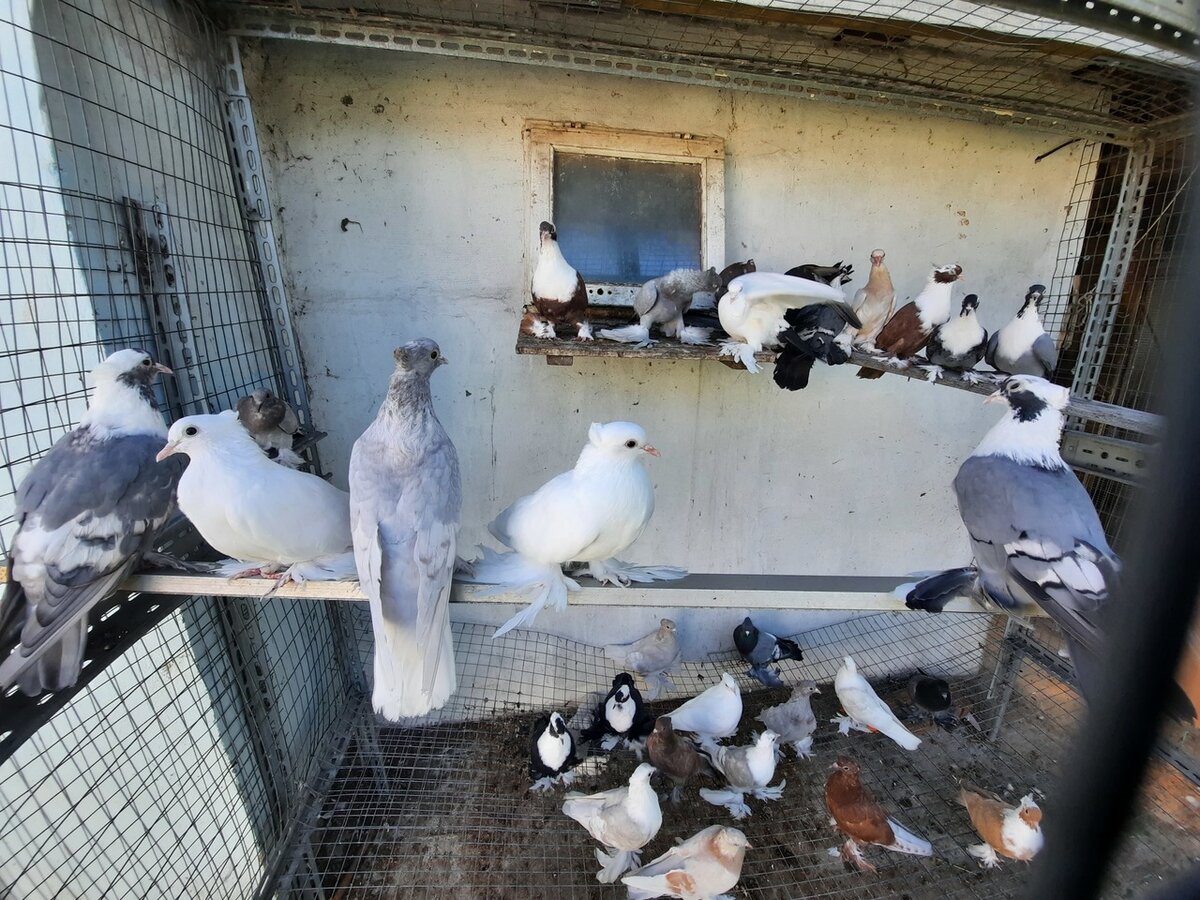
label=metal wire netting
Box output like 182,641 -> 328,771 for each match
271,615 -> 1200,899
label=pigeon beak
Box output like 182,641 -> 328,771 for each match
438,355 -> 449,367
984,390 -> 1006,406
155,442 -> 179,463
813,687 -> 822,694
643,446 -> 660,457
153,362 -> 174,376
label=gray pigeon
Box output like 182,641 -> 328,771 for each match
236,388 -> 302,466
349,339 -> 461,720
986,284 -> 1058,378
599,267 -> 720,346
757,680 -> 820,757
905,376 -> 1120,705
0,349 -> 181,695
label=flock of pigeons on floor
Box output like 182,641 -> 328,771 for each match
533,631 -> 1043,896
524,219 -> 1059,391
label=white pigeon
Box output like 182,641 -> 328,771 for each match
757,680 -> 820,758
562,762 -> 662,883
604,618 -> 682,700
159,411 -> 355,585
622,825 -> 750,900
666,672 -> 743,739
461,421 -> 685,637
349,339 -> 461,720
831,657 -> 921,751
698,731 -> 785,819
717,271 -> 846,372
0,349 -> 181,695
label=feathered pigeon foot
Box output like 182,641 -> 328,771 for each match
669,785 -> 684,806
599,734 -> 622,752
749,779 -> 786,802
834,839 -> 877,873
529,776 -> 558,793
885,356 -> 910,369
678,325 -> 712,345
595,847 -> 640,883
453,556 -> 475,577
961,370 -> 987,384
922,365 -> 943,382
641,670 -> 675,701
791,736 -> 815,759
140,551 -> 215,574
530,319 -> 557,339
718,340 -> 762,373
575,321 -> 594,342
598,323 -> 653,347
747,665 -> 785,688
857,340 -> 880,353
831,714 -> 871,736
221,562 -> 284,581
582,559 -> 687,586
967,843 -> 1001,869
699,787 -> 752,820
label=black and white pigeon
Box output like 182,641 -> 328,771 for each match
986,284 -> 1057,378
0,349 -> 182,695
530,711 -> 583,792
924,294 -> 989,383
907,671 -> 956,730
598,268 -> 719,346
785,261 -> 854,286
582,672 -> 654,751
236,388 -> 302,467
773,300 -> 863,391
732,616 -> 804,687
905,375 -> 1192,717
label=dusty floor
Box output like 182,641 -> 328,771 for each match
288,619 -> 1200,899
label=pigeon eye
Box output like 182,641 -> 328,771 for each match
430,350 -> 438,360
184,426 -> 198,437
625,439 -> 637,449
142,358 -> 152,367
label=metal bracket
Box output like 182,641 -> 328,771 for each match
1061,428 -> 1154,484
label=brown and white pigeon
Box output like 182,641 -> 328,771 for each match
526,220 -> 592,341
958,784 -> 1044,868
850,249 -> 896,348
857,263 -> 962,379
622,825 -> 750,900
825,756 -> 933,872
236,388 -> 302,467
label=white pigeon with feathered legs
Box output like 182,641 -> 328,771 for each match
717,271 -> 847,372
698,731 -> 786,819
461,421 -> 685,637
666,672 -> 743,739
832,657 -> 921,751
562,763 -> 662,883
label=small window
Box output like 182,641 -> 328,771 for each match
526,122 -> 724,305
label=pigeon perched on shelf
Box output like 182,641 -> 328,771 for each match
598,268 -> 719,346
825,755 -> 933,872
526,221 -> 592,341
986,283 -> 1057,378
698,731 -> 785,819
757,680 -> 820,758
857,263 -> 962,379
907,671 -> 956,730
772,300 -> 863,391
903,375 -> 1196,718
604,618 -> 682,700
667,672 -> 743,739
235,388 -> 302,467
0,350 -> 182,696
562,762 -> 662,883
461,421 -> 685,638
832,657 -> 921,751
850,249 -> 897,348
621,824 -> 750,900
530,711 -> 583,792
647,717 -> 714,805
714,259 -> 756,302
717,271 -> 852,373
732,616 -> 804,686
924,294 -> 989,382
348,339 -> 461,720
161,412 -> 356,585
582,672 -> 655,750
958,784 -> 1044,868
785,261 -> 854,285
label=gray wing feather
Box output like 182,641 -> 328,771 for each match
633,281 -> 660,318
1032,333 -> 1058,377
984,331 -> 1000,369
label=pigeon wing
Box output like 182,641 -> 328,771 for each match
1032,333 -> 1058,377
633,281 -> 660,318
984,331 -> 1000,369
487,470 -> 604,562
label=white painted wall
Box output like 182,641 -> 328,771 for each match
244,42 -> 1080,636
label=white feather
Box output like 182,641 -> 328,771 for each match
718,272 -> 844,360
532,237 -> 581,301
883,819 -> 933,856
995,307 -> 1046,364
936,309 -> 986,355
667,673 -> 742,738
834,657 -> 921,751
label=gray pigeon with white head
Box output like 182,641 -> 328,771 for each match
0,349 -> 181,695
349,338 -> 462,720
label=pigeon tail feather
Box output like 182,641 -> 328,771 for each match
905,567 -> 979,612
677,325 -> 712,345
622,876 -> 671,900
585,558 -> 687,584
372,606 -> 456,721
459,547 -> 578,637
595,847 -> 639,883
880,720 -> 922,751
883,819 -> 933,856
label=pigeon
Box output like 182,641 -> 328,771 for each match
581,672 -> 654,750
667,672 -> 742,739
604,618 -> 681,700
772,300 -> 863,391
714,259 -> 756,302
732,616 -> 804,686
986,283 -> 1058,378
621,825 -> 750,900
831,657 -> 921,751
0,349 -> 181,695
857,263 -> 962,378
907,671 -> 956,729
785,261 -> 854,285
527,220 -> 592,341
850,249 -> 897,348
698,731 -> 785,819
757,680 -> 820,758
530,711 -> 582,792
825,755 -> 933,872
348,339 -> 461,720
160,411 -> 354,585
461,421 -> 685,638
924,294 -> 989,382
958,784 -> 1044,868
236,388 -> 302,467
716,271 -> 848,372
562,762 -> 662,883
646,717 -> 713,805
901,375 -> 1199,716
599,268 -> 719,346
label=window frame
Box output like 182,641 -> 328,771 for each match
525,121 -> 725,306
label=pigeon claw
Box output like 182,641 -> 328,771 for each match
840,840 -> 877,873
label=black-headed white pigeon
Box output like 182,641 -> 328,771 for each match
986,283 -> 1057,378
582,672 -> 654,750
527,221 -> 592,341
0,349 -> 181,695
857,263 -> 962,379
530,710 -> 582,792
732,616 -> 803,686
925,294 -> 989,382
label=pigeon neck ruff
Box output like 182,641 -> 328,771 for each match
935,310 -> 985,355
1000,802 -> 1044,860
82,376 -> 166,437
532,237 -> 579,299
970,401 -> 1066,471
914,277 -> 955,331
996,306 -> 1045,359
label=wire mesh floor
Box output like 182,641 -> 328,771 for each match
274,614 -> 1200,898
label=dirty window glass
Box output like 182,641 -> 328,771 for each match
552,152 -> 702,284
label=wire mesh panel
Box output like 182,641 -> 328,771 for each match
272,617 -> 1200,899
